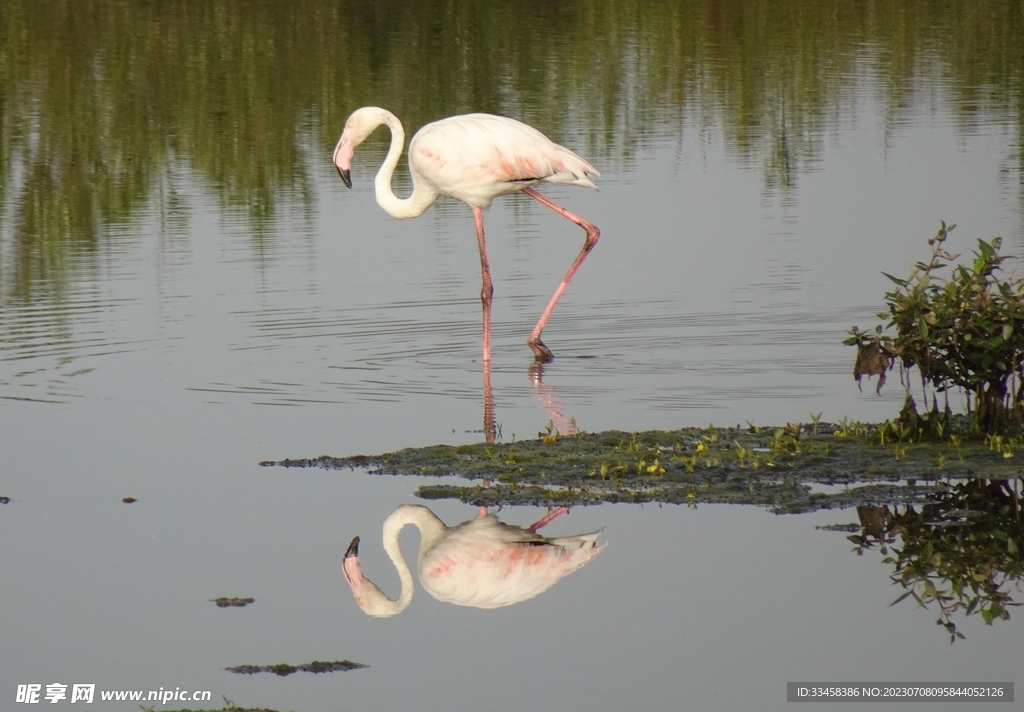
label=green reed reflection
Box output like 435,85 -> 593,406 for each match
0,0 -> 1021,301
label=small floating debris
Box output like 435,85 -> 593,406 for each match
815,523 -> 861,532
225,660 -> 366,676
122,497 -> 137,504
0,496 -> 10,504
211,597 -> 255,608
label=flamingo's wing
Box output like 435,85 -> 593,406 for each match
420,519 -> 605,608
409,114 -> 599,207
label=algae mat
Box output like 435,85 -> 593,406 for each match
262,422 -> 1024,513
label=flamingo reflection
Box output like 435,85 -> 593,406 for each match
481,360 -> 576,443
529,362 -> 576,436
343,504 -> 605,617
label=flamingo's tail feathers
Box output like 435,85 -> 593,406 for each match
545,145 -> 600,190
558,537 -> 606,575
550,528 -> 604,549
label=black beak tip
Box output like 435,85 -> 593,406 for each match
338,167 -> 352,189
344,536 -> 360,558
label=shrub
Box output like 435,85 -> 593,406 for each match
847,222 -> 1024,433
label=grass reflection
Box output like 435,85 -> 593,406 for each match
0,0 -> 1021,301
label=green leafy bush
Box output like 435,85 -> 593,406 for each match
847,222 -> 1024,433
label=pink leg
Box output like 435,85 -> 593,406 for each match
522,187 -> 600,363
479,478 -> 493,517
474,208 -> 494,364
528,506 -> 570,532
483,356 -> 496,444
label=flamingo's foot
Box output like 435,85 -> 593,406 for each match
528,336 -> 554,363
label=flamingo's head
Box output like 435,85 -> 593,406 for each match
333,107 -> 391,189
342,536 -> 403,618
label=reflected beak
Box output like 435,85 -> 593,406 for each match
344,536 -> 360,558
337,166 -> 352,189
342,536 -> 362,586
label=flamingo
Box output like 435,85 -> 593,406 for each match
333,107 -> 601,363
342,504 -> 605,617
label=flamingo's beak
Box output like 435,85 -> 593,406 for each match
345,536 -> 360,558
342,536 -> 362,586
333,133 -> 355,189
337,166 -> 352,189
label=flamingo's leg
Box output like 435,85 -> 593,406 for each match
528,505 -> 570,532
478,478 -> 493,517
474,208 -> 494,364
483,356 -> 496,444
521,188 -> 599,362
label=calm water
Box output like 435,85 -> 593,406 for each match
1,1 -> 1022,710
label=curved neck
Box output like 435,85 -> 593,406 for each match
378,505 -> 447,614
374,113 -> 438,219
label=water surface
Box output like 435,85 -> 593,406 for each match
1,1 -> 1022,710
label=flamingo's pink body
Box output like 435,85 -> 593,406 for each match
343,504 -> 604,616
333,107 -> 600,363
